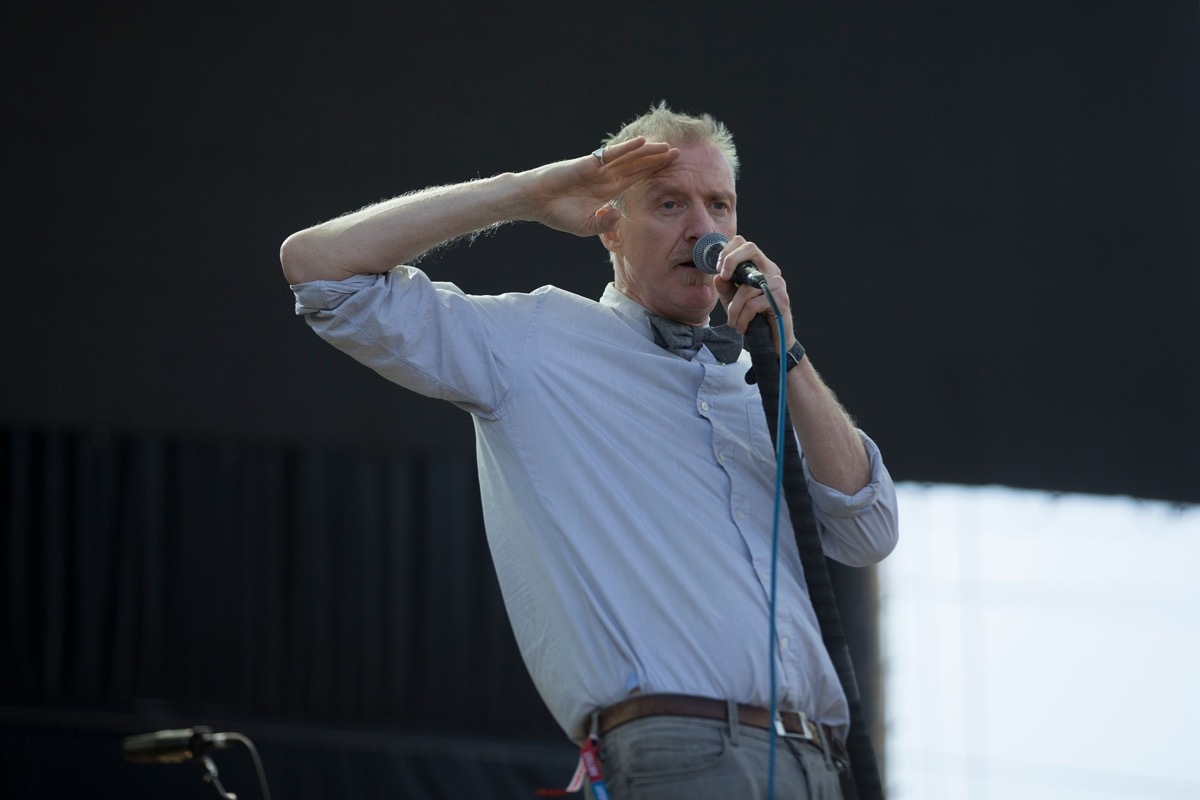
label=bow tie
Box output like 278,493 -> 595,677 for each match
647,314 -> 744,364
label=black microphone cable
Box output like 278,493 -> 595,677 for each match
693,232 -> 791,796
744,313 -> 886,800
692,231 -> 885,799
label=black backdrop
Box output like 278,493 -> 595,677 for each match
3,2 -> 1198,798
5,1 -> 1197,502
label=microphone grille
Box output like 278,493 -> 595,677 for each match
692,232 -> 728,275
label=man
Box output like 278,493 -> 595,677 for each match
282,103 -> 898,798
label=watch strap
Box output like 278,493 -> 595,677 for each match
784,341 -> 806,372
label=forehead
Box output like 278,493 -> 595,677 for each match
640,142 -> 736,197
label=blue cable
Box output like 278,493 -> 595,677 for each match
762,289 -> 789,800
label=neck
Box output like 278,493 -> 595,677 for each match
611,284 -> 712,328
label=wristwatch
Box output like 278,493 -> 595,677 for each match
744,340 -> 807,386
784,341 -> 806,373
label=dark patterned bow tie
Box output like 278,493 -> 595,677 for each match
647,314 -> 744,364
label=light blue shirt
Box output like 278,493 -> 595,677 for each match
293,267 -> 899,742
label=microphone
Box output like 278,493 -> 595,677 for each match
692,232 -> 768,289
122,726 -> 231,764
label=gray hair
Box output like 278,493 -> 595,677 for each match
603,101 -> 740,180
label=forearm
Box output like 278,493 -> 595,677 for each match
280,172 -> 534,285
280,138 -> 678,286
785,357 -> 871,495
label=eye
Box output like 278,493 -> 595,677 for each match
661,200 -> 679,210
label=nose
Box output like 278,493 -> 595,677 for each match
683,204 -> 713,242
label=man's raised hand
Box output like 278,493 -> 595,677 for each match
516,137 -> 678,237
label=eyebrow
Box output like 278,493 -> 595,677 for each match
644,181 -> 737,204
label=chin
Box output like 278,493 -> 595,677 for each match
673,294 -> 719,324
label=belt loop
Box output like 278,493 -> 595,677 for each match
815,723 -> 834,770
726,699 -> 740,747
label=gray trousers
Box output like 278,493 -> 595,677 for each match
585,713 -> 845,800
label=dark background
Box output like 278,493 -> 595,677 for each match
5,1 -> 1198,498
3,1 -> 1197,798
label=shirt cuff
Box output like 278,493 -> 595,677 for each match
291,272 -> 391,316
804,430 -> 892,518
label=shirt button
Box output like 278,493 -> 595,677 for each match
719,452 -> 728,462
781,637 -> 790,649
700,401 -> 710,412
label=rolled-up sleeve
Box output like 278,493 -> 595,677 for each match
803,431 -> 899,566
291,267 -> 538,418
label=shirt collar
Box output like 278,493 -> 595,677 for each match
600,283 -> 749,369
600,283 -> 715,345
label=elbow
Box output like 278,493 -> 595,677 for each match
280,230 -> 319,285
836,523 -> 898,568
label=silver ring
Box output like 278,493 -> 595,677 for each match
591,147 -> 605,167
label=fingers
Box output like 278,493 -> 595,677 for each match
596,136 -> 672,167
529,139 -> 677,236
718,237 -> 795,345
576,139 -> 678,232
726,278 -> 788,334
590,137 -> 679,184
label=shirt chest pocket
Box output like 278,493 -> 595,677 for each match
743,396 -> 785,484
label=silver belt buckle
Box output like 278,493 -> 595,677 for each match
775,711 -> 814,741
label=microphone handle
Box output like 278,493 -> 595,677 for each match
733,261 -> 768,289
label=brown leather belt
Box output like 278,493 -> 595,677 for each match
597,693 -> 844,759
